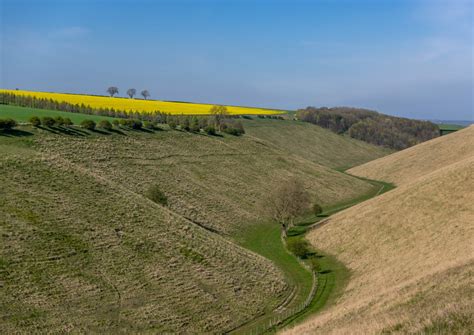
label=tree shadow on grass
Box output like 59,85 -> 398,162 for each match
40,126 -> 88,137
91,128 -> 111,135
0,129 -> 34,137
109,128 -> 126,136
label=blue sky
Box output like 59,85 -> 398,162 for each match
1,0 -> 473,120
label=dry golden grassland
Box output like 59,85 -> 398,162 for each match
348,125 -> 474,185
0,119 -> 389,333
284,130 -> 474,334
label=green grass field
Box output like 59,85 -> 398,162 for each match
0,105 -> 392,333
0,104 -> 115,124
437,123 -> 464,131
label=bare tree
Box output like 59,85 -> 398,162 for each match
262,178 -> 310,236
141,90 -> 150,99
127,88 -> 137,99
107,87 -> 119,97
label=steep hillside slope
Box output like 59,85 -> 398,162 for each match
285,133 -> 474,334
348,125 -> 474,185
243,118 -> 391,169
33,127 -> 386,234
0,139 -> 287,333
0,119 -> 389,333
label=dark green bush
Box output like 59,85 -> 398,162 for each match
204,125 -> 216,135
112,119 -> 120,127
130,119 -> 142,130
168,119 -> 178,130
308,256 -> 321,272
29,116 -> 41,127
55,116 -> 65,126
98,120 -> 113,130
63,118 -> 73,127
287,238 -> 310,258
221,120 -> 245,136
146,185 -> 168,206
80,119 -> 96,130
119,119 -> 142,129
180,117 -> 190,131
313,203 -> 323,216
190,117 -> 200,132
0,118 -> 17,130
41,117 -> 55,127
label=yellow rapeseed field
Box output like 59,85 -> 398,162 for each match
0,89 -> 284,115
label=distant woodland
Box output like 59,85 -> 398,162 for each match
296,107 -> 439,149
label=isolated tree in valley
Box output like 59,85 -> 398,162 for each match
107,87 -> 119,97
262,178 -> 310,236
141,90 -> 150,99
127,88 -> 137,99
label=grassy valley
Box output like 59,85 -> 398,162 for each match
0,108 -> 390,333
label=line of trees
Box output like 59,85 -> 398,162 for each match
0,92 -> 246,136
107,86 -> 150,99
296,106 -> 439,149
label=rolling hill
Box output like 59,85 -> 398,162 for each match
243,118 -> 393,169
31,122 -> 389,235
0,114 -> 390,333
284,126 -> 474,334
348,125 -> 474,185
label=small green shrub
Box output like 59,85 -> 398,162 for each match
287,238 -> 310,258
0,118 -> 17,130
112,119 -> 120,127
313,203 -> 323,216
29,116 -> 41,127
130,119 -> 143,130
190,117 -> 200,132
98,120 -> 113,130
308,256 -> 321,272
221,120 -> 245,136
119,119 -> 142,129
146,185 -> 168,206
80,119 -> 96,130
204,125 -> 216,135
168,119 -> 178,130
41,117 -> 55,127
180,118 -> 190,131
55,116 -> 65,126
63,118 -> 73,127
144,121 -> 158,130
